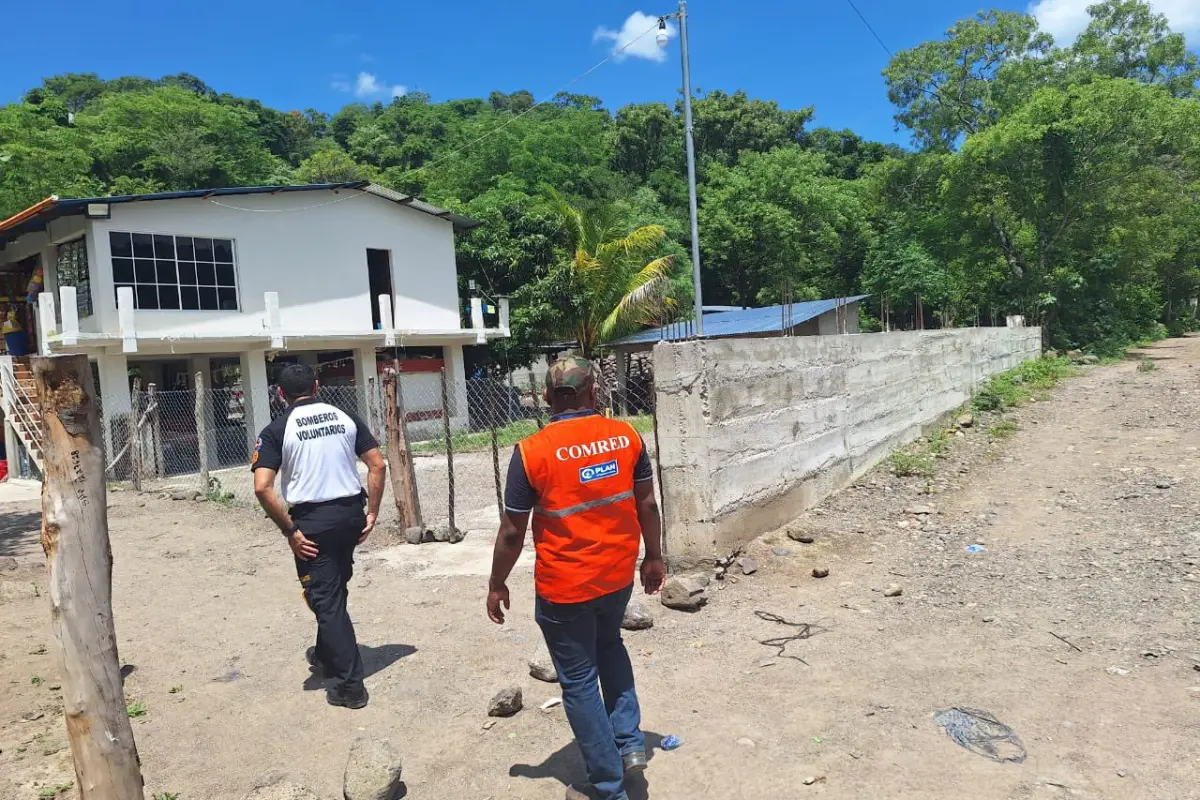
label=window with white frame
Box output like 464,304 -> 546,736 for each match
109,232 -> 239,311
56,238 -> 93,317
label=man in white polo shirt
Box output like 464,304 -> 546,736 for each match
251,363 -> 387,709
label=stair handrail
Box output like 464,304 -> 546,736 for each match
0,358 -> 45,459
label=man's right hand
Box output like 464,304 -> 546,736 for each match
640,556 -> 666,595
288,530 -> 319,561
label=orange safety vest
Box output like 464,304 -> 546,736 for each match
518,413 -> 644,604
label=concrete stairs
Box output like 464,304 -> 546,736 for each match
1,357 -> 44,474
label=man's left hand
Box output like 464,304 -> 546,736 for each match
359,512 -> 377,544
487,583 -> 511,625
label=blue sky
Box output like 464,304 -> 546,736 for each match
2,0 -> 1197,146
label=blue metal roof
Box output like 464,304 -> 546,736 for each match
0,182 -> 479,242
608,295 -> 870,347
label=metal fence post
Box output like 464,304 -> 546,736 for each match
129,378 -> 142,492
440,366 -> 456,534
194,372 -> 210,488
148,382 -> 163,480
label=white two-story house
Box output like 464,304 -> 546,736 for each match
0,181 -> 507,478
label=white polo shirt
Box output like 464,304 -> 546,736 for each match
251,399 -> 378,506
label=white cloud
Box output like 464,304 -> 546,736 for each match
1029,0 -> 1200,45
335,71 -> 407,99
594,11 -> 675,62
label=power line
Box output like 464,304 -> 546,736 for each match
843,0 -> 893,57
390,20 -> 663,185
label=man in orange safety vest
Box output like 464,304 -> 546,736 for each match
487,356 -> 665,800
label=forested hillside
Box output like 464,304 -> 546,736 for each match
1,0 -> 1197,360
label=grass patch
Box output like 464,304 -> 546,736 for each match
989,419 -> 1018,439
38,784 -> 73,799
1137,357 -> 1157,373
926,428 -> 952,456
410,414 -> 655,454
890,449 -> 934,478
974,357 -> 1076,413
126,700 -> 149,718
30,674 -> 43,686
168,685 -> 184,694
205,476 -> 235,505
153,794 -> 180,800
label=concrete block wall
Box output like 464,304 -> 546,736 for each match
653,327 -> 1043,562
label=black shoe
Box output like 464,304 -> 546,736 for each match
305,647 -> 332,678
623,750 -> 648,774
326,686 -> 369,709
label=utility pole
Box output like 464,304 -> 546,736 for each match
677,1 -> 705,337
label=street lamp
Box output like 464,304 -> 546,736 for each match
658,2 -> 705,338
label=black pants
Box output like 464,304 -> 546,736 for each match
292,497 -> 366,694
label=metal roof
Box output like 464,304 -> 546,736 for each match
607,295 -> 871,347
0,181 -> 480,242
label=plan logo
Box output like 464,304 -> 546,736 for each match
579,460 -> 619,484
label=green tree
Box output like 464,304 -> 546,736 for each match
0,102 -> 98,215
79,86 -> 283,190
548,192 -> 677,358
1065,0 -> 1200,95
884,11 -> 1053,150
295,147 -> 376,183
699,147 -> 872,306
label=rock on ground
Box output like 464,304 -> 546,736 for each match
621,601 -> 654,630
0,557 -> 18,572
243,780 -> 324,800
429,525 -> 466,544
787,529 -> 815,544
660,575 -> 709,611
812,567 -> 830,579
738,557 -> 758,575
883,584 -> 903,598
528,645 -> 558,683
343,736 -> 403,800
488,686 -> 523,717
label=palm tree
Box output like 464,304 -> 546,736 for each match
551,191 -> 678,358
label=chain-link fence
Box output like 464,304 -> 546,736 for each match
93,359 -> 659,536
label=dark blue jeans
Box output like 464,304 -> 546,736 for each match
535,583 -> 643,800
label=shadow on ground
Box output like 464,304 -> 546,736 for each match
302,643 -> 417,690
510,732 -> 664,799
0,511 -> 41,558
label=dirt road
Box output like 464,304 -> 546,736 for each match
2,339 -> 1199,800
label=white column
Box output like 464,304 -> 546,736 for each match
239,350 -> 271,452
443,343 -> 469,431
96,353 -> 131,461
353,346 -> 377,428
352,346 -> 377,390
3,416 -> 20,481
187,356 -> 211,385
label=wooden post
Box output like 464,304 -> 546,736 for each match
440,366 -> 456,534
32,355 -> 145,799
528,369 -> 544,430
490,388 -> 502,516
383,366 -> 421,529
194,372 -> 210,487
129,378 -> 142,491
148,382 -> 163,480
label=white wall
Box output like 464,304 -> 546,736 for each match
653,327 -> 1043,562
85,190 -> 462,339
